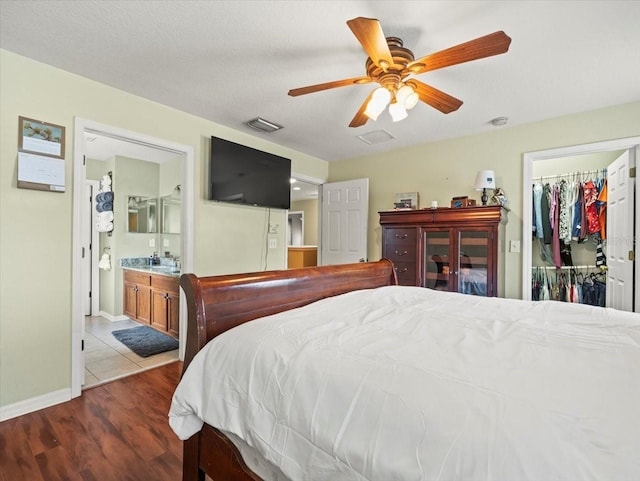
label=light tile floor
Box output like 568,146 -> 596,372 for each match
83,315 -> 179,389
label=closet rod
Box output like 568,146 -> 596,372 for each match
533,169 -> 606,182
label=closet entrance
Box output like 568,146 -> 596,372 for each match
531,162 -> 609,306
522,137 -> 640,313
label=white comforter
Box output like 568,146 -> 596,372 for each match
169,286 -> 640,481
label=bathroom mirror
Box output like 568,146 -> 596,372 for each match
161,195 -> 181,234
127,196 -> 157,233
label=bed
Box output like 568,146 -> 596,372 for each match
169,260 -> 640,481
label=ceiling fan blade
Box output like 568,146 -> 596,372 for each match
408,31 -> 511,75
406,80 -> 463,114
288,76 -> 371,97
347,17 -> 394,70
349,90 -> 375,128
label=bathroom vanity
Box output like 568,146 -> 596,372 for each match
123,267 -> 180,338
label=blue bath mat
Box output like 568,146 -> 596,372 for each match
112,325 -> 178,358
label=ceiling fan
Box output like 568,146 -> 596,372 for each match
288,17 -> 511,127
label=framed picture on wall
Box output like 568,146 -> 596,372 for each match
18,116 -> 66,159
394,191 -> 419,210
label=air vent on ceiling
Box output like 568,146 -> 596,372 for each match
356,130 -> 395,145
245,117 -> 283,133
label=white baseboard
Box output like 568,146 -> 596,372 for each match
99,311 -> 129,322
0,388 -> 71,422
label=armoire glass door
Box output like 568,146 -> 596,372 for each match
457,229 -> 490,296
423,230 -> 451,291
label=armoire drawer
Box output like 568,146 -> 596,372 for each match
391,261 -> 417,285
384,228 -> 416,245
385,244 -> 416,263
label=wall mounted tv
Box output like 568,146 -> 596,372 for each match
209,136 -> 291,210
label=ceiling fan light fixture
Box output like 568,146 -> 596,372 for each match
396,85 -> 419,110
364,87 -> 391,120
389,101 -> 408,122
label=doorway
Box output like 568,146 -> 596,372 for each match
522,136 -> 640,312
71,118 -> 194,398
288,176 -> 322,267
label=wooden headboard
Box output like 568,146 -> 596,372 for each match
179,260 -> 397,372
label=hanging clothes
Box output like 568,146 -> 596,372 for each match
533,183 -> 544,239
541,183 -> 552,244
552,185 -> 562,269
533,170 -> 608,273
558,180 -> 571,241
583,180 -> 600,235
597,179 -> 608,240
530,267 -> 604,306
572,182 -> 585,242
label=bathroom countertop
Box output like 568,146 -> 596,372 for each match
121,265 -> 181,279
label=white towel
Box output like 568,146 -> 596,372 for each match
96,211 -> 114,222
96,221 -> 113,232
99,253 -> 111,271
101,175 -> 112,186
100,184 -> 112,192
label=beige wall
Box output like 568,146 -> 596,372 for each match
290,199 -> 318,246
1,46 -> 638,412
328,101 -> 640,299
0,49 -> 328,408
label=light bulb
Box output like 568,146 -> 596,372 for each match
364,87 -> 391,120
396,85 -> 419,110
364,100 -> 386,120
372,87 -> 391,103
388,102 -> 408,122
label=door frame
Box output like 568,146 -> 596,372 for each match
71,118 -> 195,398
290,172 -> 324,262
522,136 -> 640,309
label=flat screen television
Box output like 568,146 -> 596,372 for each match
209,136 -> 291,210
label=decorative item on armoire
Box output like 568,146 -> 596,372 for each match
491,187 -> 509,208
451,196 -> 476,208
474,169 -> 496,205
394,192 -> 419,210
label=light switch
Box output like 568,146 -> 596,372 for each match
149,238 -> 156,247
269,239 -> 277,249
163,239 -> 170,247
510,240 -> 520,253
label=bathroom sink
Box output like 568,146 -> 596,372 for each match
150,265 -> 180,273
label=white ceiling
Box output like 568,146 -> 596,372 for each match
1,1 -> 639,164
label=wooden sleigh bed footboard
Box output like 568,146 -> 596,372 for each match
178,260 -> 398,481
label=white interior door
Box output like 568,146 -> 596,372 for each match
606,150 -> 635,310
321,178 -> 369,265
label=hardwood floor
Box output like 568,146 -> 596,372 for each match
0,362 -> 191,481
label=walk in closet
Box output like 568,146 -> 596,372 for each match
527,145 -> 636,310
531,167 -> 607,306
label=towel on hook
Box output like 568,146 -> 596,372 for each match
101,175 -> 112,186
96,221 -> 113,232
96,211 -> 114,222
96,191 -> 114,203
96,201 -> 113,213
101,185 -> 112,192
99,253 -> 111,270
